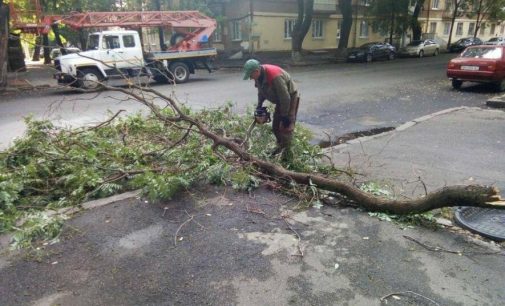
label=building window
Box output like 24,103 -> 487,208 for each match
359,20 -> 368,38
480,23 -> 486,35
284,19 -> 296,39
231,21 -> 241,41
432,0 -> 439,9
337,20 -> 341,38
468,23 -> 475,36
312,19 -> 324,38
429,22 -> 437,33
443,22 -> 451,35
490,23 -> 496,35
456,22 -> 463,35
214,23 -> 222,42
445,0 -> 453,11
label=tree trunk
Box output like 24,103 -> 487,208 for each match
411,1 -> 422,41
42,34 -> 51,64
291,0 -> 314,62
473,0 -> 483,39
32,36 -> 41,61
447,0 -> 460,50
389,10 -> 395,44
154,0 -> 165,49
337,0 -> 353,60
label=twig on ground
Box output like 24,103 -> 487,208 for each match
380,290 -> 440,305
282,216 -> 304,257
174,211 -> 194,246
403,235 -> 503,256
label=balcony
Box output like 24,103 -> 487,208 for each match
314,0 -> 337,12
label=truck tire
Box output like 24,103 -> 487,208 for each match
169,62 -> 190,84
76,68 -> 104,90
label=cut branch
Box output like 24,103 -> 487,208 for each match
103,85 -> 505,215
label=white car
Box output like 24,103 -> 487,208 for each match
399,39 -> 440,57
484,37 -> 505,45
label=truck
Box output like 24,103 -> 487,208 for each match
54,29 -> 217,89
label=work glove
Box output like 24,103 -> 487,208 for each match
280,116 -> 291,128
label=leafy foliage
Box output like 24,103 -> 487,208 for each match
360,181 -> 437,227
0,105 -> 334,246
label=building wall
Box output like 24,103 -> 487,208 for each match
211,0 -> 504,54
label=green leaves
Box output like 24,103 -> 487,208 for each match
0,105 -> 337,247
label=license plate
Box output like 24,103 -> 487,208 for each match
349,55 -> 356,59
461,65 -> 479,71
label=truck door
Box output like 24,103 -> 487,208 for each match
101,34 -> 122,75
121,34 -> 144,68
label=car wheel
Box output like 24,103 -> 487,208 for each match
76,68 -> 104,90
419,50 -> 424,58
433,49 -> 439,56
169,62 -> 190,83
366,53 -> 372,63
495,79 -> 505,92
452,79 -> 463,90
388,51 -> 395,60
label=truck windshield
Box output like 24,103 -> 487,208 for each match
87,35 -> 99,50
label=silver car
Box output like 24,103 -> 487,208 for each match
399,39 -> 440,57
484,37 -> 505,45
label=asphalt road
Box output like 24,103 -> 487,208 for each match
0,53 -> 499,149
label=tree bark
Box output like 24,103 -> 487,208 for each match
291,0 -> 314,62
337,0 -> 353,60
32,35 -> 41,61
447,0 -> 461,50
42,34 -> 51,64
411,1 -> 422,41
105,85 -> 505,215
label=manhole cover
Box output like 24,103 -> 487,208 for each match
454,207 -> 505,241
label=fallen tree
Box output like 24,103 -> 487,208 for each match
105,84 -> 504,215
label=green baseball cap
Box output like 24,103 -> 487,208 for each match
243,59 -> 260,80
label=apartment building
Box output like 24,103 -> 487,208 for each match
207,0 -> 503,55
207,0 -> 385,54
420,0 -> 503,46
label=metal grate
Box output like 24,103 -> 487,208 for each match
454,207 -> 505,241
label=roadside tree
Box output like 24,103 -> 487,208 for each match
291,0 -> 314,62
468,0 -> 505,38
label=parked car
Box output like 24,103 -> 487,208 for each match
449,37 -> 483,53
446,45 -> 505,91
399,39 -> 440,57
50,47 -> 81,59
484,37 -> 505,45
347,42 -> 396,62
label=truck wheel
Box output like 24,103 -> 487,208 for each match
169,62 -> 190,84
452,79 -> 463,90
76,68 -> 104,90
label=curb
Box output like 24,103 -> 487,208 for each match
324,106 -> 479,151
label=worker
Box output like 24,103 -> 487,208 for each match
243,59 -> 299,157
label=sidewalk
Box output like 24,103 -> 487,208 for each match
3,52 -> 336,91
4,60 -> 57,91
1,107 -> 504,306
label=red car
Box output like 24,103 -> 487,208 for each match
447,45 -> 505,91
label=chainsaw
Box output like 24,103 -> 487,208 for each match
254,106 -> 271,124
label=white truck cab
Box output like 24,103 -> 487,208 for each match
54,29 -> 216,89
